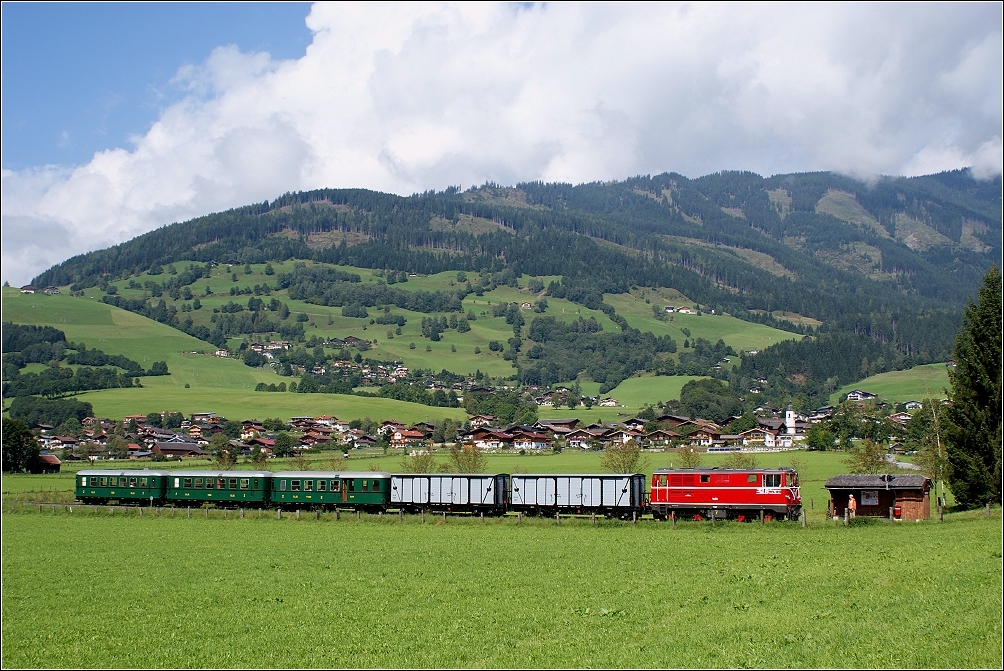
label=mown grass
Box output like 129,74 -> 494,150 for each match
1,507 -> 999,668
831,363 -> 950,406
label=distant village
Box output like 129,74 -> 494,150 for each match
30,387 -> 926,471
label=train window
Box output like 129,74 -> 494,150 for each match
217,478 -> 226,489
280,480 -> 286,491
658,475 -> 668,487
372,480 -> 380,491
362,480 -> 369,492
786,473 -> 798,486
229,478 -> 238,489
90,477 -> 98,487
184,478 -> 192,488
317,480 -> 326,492
304,480 -> 313,491
240,479 -> 249,490
291,480 -> 301,491
331,480 -> 340,492
128,477 -> 136,487
99,477 -> 107,486
747,474 -> 759,483
764,474 -> 781,487
195,478 -> 203,489
700,475 -> 710,483
120,478 -> 128,487
139,477 -> 148,487
206,479 -> 215,490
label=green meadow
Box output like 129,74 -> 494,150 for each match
2,504 -> 999,668
830,363 -> 950,406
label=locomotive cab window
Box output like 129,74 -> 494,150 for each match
700,474 -> 710,483
785,473 -> 798,486
747,474 -> 759,483
764,473 -> 782,487
658,475 -> 668,486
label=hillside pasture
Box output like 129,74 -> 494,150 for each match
2,506 -> 999,668
830,363 -> 950,406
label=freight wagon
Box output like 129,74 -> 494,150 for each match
390,473 -> 510,515
648,467 -> 801,520
509,473 -> 647,518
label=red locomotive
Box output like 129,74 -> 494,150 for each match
649,467 -> 801,521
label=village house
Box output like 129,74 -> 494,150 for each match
468,414 -> 497,429
689,428 -> 722,447
20,285 -> 35,293
645,429 -> 681,446
511,430 -> 551,451
904,401 -> 924,411
599,398 -> 620,407
390,429 -> 427,449
845,389 -> 878,402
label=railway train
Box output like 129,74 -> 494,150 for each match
74,466 -> 802,520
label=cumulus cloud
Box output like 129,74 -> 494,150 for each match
3,2 -> 1001,284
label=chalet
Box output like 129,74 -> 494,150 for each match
645,429 -> 681,446
606,429 -> 644,444
247,437 -> 275,452
249,343 -> 264,353
623,418 -> 649,432
378,420 -> 406,436
676,306 -> 692,314
461,428 -> 513,451
825,474 -> 932,521
123,414 -> 147,426
904,401 -> 924,411
565,428 -> 607,449
390,429 -> 427,448
888,412 -> 913,426
19,285 -> 35,293
599,398 -> 620,407
739,427 -> 776,447
654,414 -> 693,429
846,389 -> 877,402
43,286 -> 60,295
663,305 -> 675,313
468,414 -> 497,429
241,422 -> 265,440
214,349 -> 229,357
520,302 -> 532,309
300,431 -> 331,447
191,412 -> 217,423
152,442 -> 207,459
689,428 -> 722,447
343,336 -> 367,347
536,418 -> 579,432
511,430 -> 551,451
412,421 -> 437,436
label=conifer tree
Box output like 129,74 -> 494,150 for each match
945,266 -> 1002,507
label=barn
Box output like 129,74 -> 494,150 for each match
824,474 -> 932,521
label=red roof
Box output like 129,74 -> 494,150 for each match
39,455 -> 61,465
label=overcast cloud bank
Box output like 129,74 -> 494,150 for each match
3,2 -> 1001,285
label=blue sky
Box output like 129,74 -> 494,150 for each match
2,3 -> 1000,285
1,2 -> 312,170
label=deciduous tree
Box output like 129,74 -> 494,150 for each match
2,418 -> 41,473
600,439 -> 648,473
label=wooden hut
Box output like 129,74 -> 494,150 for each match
824,474 -> 932,521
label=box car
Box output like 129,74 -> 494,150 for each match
649,467 -> 801,520
76,469 -> 171,504
271,471 -> 392,511
509,474 -> 647,517
166,470 -> 272,506
390,473 -> 510,514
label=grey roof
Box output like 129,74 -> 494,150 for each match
273,471 -> 392,478
78,469 -> 172,476
168,470 -> 272,478
824,474 -> 931,490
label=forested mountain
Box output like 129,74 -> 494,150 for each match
30,169 -> 1000,405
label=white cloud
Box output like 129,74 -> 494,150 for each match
3,2 -> 1001,284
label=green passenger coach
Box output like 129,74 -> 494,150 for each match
76,469 -> 171,504
166,471 -> 271,506
271,471 -> 391,510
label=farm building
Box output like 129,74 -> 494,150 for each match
824,474 -> 932,521
33,455 -> 61,474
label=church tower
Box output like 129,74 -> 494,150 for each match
785,404 -> 796,435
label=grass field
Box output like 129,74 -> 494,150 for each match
1,505 -> 999,668
831,364 -> 950,406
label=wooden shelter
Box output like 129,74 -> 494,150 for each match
824,474 -> 932,521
